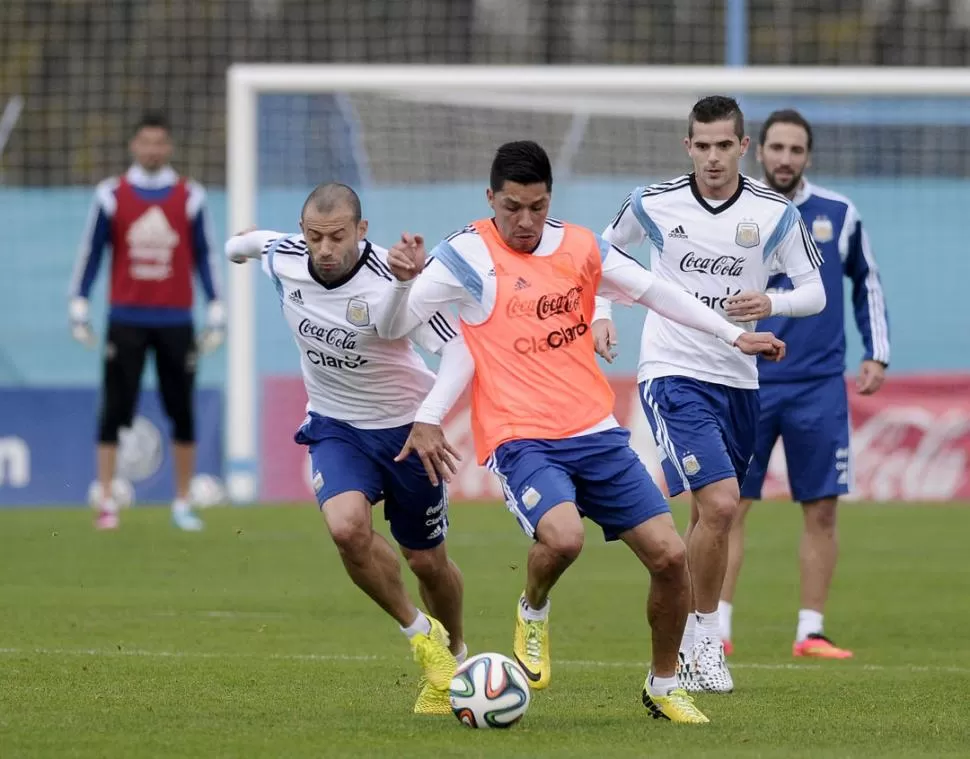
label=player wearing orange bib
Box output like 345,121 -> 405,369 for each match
377,142 -> 785,724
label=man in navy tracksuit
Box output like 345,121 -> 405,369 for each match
719,110 -> 891,658
69,111 -> 225,531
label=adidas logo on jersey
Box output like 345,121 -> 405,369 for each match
514,277 -> 531,290
288,289 -> 304,305
668,225 -> 688,239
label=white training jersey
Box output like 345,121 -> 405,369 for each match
261,235 -> 459,429
603,173 -> 823,389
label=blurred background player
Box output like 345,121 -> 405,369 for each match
68,111 -> 225,532
225,183 -> 468,715
594,96 -> 826,693
378,140 -> 786,724
719,109 -> 892,660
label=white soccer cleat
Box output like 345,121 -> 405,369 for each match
690,636 -> 734,694
676,650 -> 703,693
172,507 -> 204,532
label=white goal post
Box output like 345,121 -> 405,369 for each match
224,64 -> 970,504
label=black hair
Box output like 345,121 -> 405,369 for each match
489,140 -> 553,193
688,95 -> 745,141
133,110 -> 171,136
301,182 -> 362,223
759,108 -> 814,151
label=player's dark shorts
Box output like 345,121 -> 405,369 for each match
295,413 -> 448,551
741,374 -> 851,503
486,427 -> 669,542
99,321 -> 196,444
639,376 -> 760,497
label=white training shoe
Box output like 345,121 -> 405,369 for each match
172,508 -> 204,532
690,635 -> 734,693
676,650 -> 703,693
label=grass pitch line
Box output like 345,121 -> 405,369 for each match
1,647 -> 968,675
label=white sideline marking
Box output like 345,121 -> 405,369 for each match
0,647 -> 968,675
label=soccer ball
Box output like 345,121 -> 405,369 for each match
449,653 -> 531,729
189,474 -> 226,508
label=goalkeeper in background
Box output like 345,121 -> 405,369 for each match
720,109 -> 891,659
68,111 -> 225,532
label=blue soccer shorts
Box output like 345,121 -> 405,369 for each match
486,427 -> 670,542
741,374 -> 851,503
295,413 -> 447,551
639,376 -> 760,497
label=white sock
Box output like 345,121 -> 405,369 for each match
400,610 -> 432,639
520,596 -> 550,622
718,600 -> 733,641
455,643 -> 468,664
695,610 -> 721,644
680,612 -> 696,654
100,495 -> 119,515
647,671 -> 678,697
796,609 -> 824,643
172,497 -> 191,515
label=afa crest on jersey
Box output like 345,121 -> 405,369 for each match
345,297 -> 370,327
735,221 -> 760,248
811,215 -> 834,243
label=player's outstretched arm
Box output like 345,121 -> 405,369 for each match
597,244 -> 786,361
224,229 -> 279,263
397,334 -> 475,485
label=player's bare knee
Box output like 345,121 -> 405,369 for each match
537,524 -> 584,563
402,544 -> 449,582
697,487 -> 740,533
647,535 -> 687,578
535,505 -> 585,562
804,498 -> 838,535
325,512 -> 372,558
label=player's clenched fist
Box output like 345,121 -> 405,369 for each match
387,232 -> 427,281
734,332 -> 786,362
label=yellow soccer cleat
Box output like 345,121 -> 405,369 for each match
641,684 -> 710,724
413,677 -> 452,715
410,615 -> 458,691
513,595 -> 551,690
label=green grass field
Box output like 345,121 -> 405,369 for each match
1,501 -> 969,758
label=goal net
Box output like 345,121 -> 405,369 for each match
225,65 -> 970,503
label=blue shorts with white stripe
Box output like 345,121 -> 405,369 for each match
487,428 -> 669,542
639,377 -> 759,497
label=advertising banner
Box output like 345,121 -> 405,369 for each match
0,388 -> 223,506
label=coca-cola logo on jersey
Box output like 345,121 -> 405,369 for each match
507,286 -> 584,319
680,252 -> 745,277
298,319 -> 358,351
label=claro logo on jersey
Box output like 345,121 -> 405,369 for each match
514,316 -> 589,354
298,319 -> 358,350
693,286 -> 741,310
506,286 -> 584,319
680,252 -> 745,277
